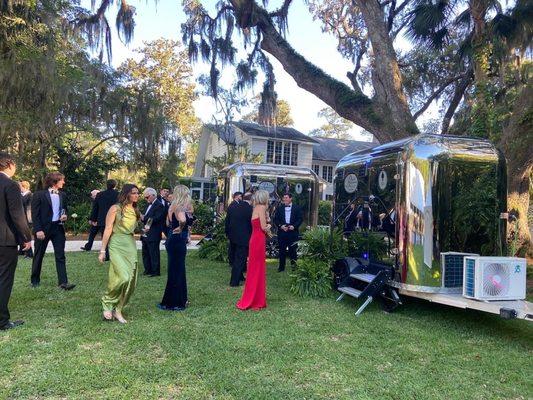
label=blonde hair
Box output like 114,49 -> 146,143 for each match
252,190 -> 269,206
20,181 -> 30,190
171,184 -> 192,211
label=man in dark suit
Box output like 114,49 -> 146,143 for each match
226,191 -> 252,286
273,193 -> 303,272
0,152 -> 32,331
157,187 -> 171,214
30,172 -> 75,290
81,179 -> 118,259
225,191 -> 243,268
141,187 -> 166,276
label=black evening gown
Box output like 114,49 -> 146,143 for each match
159,213 -> 193,310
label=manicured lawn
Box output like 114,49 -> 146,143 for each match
1,251 -> 532,399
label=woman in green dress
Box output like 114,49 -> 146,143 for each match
99,184 -> 140,324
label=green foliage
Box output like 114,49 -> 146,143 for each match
318,200 -> 332,226
346,232 -> 388,261
299,227 -> 347,261
197,217 -> 228,263
64,202 -> 92,236
309,107 -> 355,139
191,202 -> 214,235
289,257 -> 332,298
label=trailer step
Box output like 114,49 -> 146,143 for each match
349,273 -> 376,283
337,286 -> 362,299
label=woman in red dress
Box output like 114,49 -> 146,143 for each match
236,190 -> 271,310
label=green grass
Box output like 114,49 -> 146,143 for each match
1,251 -> 532,400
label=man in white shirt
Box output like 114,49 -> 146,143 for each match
30,172 -> 75,290
273,193 -> 303,272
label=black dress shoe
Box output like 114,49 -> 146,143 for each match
277,268 -> 285,272
149,273 -> 161,277
30,282 -> 40,288
58,283 -> 76,291
80,246 -> 90,251
0,320 -> 24,331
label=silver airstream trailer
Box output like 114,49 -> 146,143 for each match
332,134 -> 531,320
217,162 -> 321,228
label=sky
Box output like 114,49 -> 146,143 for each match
80,0 -> 400,141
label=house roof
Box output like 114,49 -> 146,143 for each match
312,137 -> 376,162
231,121 -> 319,144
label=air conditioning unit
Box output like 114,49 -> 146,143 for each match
441,252 -> 478,288
463,256 -> 527,301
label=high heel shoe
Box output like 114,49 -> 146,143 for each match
112,310 -> 127,324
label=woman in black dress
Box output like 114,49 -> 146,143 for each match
158,185 -> 193,311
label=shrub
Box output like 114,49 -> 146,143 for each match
65,202 -> 92,235
299,226 -> 347,261
318,200 -> 332,226
290,258 -> 332,298
197,217 -> 228,263
192,201 -> 215,235
346,231 -> 388,261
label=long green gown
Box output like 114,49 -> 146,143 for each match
101,205 -> 138,313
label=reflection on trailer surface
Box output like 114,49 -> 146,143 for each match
332,133 -> 532,321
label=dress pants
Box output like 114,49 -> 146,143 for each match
230,244 -> 248,286
142,239 -> 161,275
228,241 -> 236,267
31,223 -> 68,285
0,246 -> 18,328
83,225 -> 109,259
278,235 -> 298,271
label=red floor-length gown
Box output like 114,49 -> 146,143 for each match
236,218 -> 267,310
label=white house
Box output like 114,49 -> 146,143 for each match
194,121 -> 377,200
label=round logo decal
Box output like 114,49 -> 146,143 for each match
258,181 -> 276,194
378,170 -> 388,190
295,183 -> 303,194
344,174 -> 358,193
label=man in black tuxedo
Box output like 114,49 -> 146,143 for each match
141,187 -> 166,277
226,191 -> 252,286
273,193 -> 303,272
30,172 -> 75,290
225,191 -> 243,269
81,179 -> 118,259
0,152 -> 32,331
157,188 -> 171,214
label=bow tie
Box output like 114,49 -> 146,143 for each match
285,205 -> 291,208
50,189 -> 59,195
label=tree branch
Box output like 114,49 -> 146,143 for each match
441,68 -> 474,134
269,0 -> 293,18
81,133 -> 127,161
413,74 -> 466,120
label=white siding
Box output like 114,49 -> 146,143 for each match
251,138 -> 267,160
311,160 -> 337,200
298,143 -> 314,169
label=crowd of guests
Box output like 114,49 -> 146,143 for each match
0,149 -> 305,330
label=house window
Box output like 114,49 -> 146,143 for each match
313,164 -> 320,175
266,140 -> 274,163
290,143 -> 298,166
267,140 -> 298,166
275,141 -> 282,164
323,165 -> 333,183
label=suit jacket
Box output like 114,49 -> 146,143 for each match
89,188 -> 118,226
225,200 -> 253,246
0,173 -> 32,246
141,200 -> 166,242
274,203 -> 303,241
156,195 -> 170,215
31,189 -> 67,235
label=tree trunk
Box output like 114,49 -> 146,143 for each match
229,0 -> 417,143
498,85 -> 533,256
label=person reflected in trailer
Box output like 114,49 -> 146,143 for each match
343,202 -> 358,236
273,193 -> 303,272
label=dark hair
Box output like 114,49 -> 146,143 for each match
0,152 -> 15,171
233,191 -> 243,199
283,193 -> 293,198
117,183 -> 141,220
106,179 -> 117,190
44,172 -> 65,188
243,192 -> 253,201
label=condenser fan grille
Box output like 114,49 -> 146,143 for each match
482,263 -> 510,297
